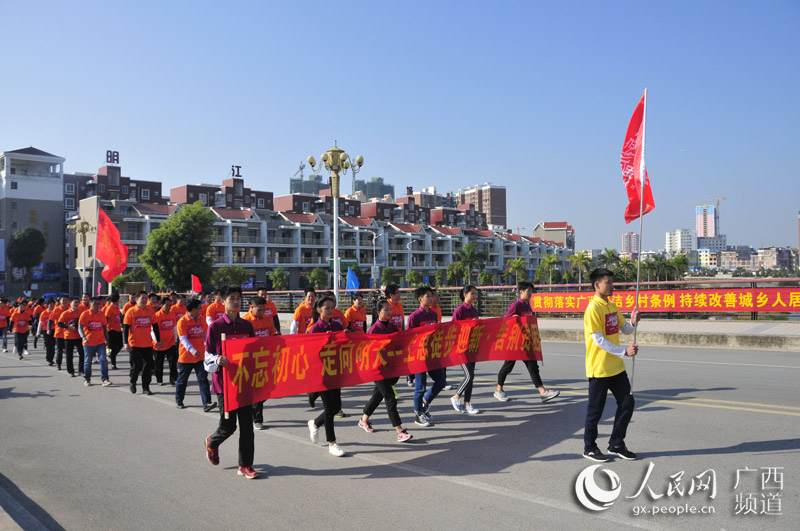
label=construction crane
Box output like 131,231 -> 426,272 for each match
685,196 -> 727,209
293,162 -> 305,181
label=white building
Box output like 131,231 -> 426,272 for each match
665,228 -> 697,254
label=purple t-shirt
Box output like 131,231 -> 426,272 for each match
452,302 -> 479,321
307,319 -> 344,334
505,299 -> 534,318
368,320 -> 398,335
407,307 -> 438,330
205,314 -> 255,394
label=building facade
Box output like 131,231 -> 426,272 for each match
458,183 -> 507,228
665,229 -> 697,254
622,231 -> 640,255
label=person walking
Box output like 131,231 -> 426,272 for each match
78,296 -> 112,387
175,299 -> 214,411
123,291 -> 158,395
450,285 -> 481,415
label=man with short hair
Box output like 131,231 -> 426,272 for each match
57,298 -> 84,376
582,268 -> 640,462
0,298 -> 11,352
10,302 -> 34,359
290,287 -> 316,335
205,290 -> 226,326
37,299 -> 57,365
175,299 -> 214,411
104,293 -> 123,370
154,297 -> 179,386
256,288 -> 280,335
243,296 -> 272,429
204,287 -> 259,479
123,291 -> 158,395
78,296 -> 112,387
51,296 -> 70,370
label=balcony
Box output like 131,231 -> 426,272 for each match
301,256 -> 326,264
232,235 -> 263,244
300,237 -> 326,246
232,256 -> 260,264
271,237 -> 296,245
390,260 -> 408,267
121,232 -> 146,242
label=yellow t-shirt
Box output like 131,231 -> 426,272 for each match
584,295 -> 626,378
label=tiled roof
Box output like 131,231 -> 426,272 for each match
5,146 -> 58,157
212,208 -> 256,220
544,221 -> 568,229
390,223 -> 423,233
339,216 -> 373,226
432,227 -> 461,235
281,212 -> 318,223
133,203 -> 177,216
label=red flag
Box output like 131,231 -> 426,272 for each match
621,90 -> 655,223
96,207 -> 129,283
191,274 -> 202,293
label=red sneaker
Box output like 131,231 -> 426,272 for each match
237,466 -> 260,479
205,436 -> 219,466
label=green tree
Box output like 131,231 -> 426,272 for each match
477,270 -> 494,286
6,227 -> 47,291
617,256 -> 635,282
567,251 -> 592,284
641,258 -> 655,282
405,270 -> 422,287
269,267 -> 289,290
669,254 -> 689,278
651,255 -> 667,282
381,267 -> 395,287
446,261 -> 464,286
434,269 -> 446,287
308,267 -> 328,288
506,258 -> 528,284
597,248 -> 619,269
453,242 -> 487,284
140,202 -> 215,291
212,265 -> 252,288
536,253 -> 561,287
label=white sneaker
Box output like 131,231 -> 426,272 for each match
2,348 -> 7,353
83,380 -> 91,387
102,380 -> 112,387
465,404 -> 480,415
450,395 -> 465,413
254,421 -> 266,430
23,349 -> 30,357
328,443 -> 345,457
443,384 -> 454,391
308,420 -> 319,443
493,390 -> 509,402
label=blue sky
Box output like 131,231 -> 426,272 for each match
3,0 -> 798,251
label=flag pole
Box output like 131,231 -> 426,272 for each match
630,88 -> 647,395
92,199 -> 100,296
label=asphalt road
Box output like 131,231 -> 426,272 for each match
1,340 -> 798,531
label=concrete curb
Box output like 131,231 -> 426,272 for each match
539,329 -> 800,351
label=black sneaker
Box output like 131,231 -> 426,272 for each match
335,409 -> 347,418
307,393 -> 316,408
130,383 -> 136,394
143,389 -> 153,396
176,401 -> 186,409
607,444 -> 637,460
583,447 -> 609,462
203,402 -> 218,413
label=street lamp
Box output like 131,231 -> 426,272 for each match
307,142 -> 364,301
67,220 -> 95,294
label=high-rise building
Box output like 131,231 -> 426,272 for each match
533,221 -> 575,251
458,183 -> 507,228
696,204 -> 719,237
290,174 -> 328,195
665,229 -> 696,254
697,235 -> 727,252
354,177 -> 394,201
0,147 -> 66,297
622,231 -> 640,254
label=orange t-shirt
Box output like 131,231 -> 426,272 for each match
243,310 -> 272,337
177,314 -> 207,363
263,300 -> 278,335
171,305 -> 188,322
205,301 -> 226,324
153,309 -> 177,350
389,301 -> 405,330
293,301 -> 314,334
122,301 -> 135,315
123,306 -> 156,348
39,309 -> 52,333
345,306 -> 367,332
104,304 -> 122,332
78,303 -> 90,315
51,305 -> 67,338
11,308 -> 33,334
34,305 -> 46,318
79,310 -> 108,346
0,306 -> 12,328
431,304 -> 442,323
332,308 -> 348,330
58,309 -> 82,340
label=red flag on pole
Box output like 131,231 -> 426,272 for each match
97,281 -> 102,295
620,90 -> 655,223
191,274 -> 202,293
96,207 -> 129,283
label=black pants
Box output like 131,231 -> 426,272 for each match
129,347 -> 154,390
14,331 -> 29,356
497,359 -> 543,388
56,337 -> 65,367
44,333 -> 56,363
584,371 -> 635,451
314,389 -> 342,443
363,377 -> 401,427
154,345 -> 178,384
456,362 -> 476,402
107,330 -> 123,367
252,401 -> 266,423
65,338 -> 85,375
209,392 -> 254,467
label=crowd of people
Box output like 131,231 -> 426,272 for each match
3,267 -> 640,479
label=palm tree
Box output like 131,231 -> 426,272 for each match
598,248 -> 619,269
641,258 -> 655,282
568,250 -> 592,284
507,258 -> 528,284
670,254 -> 689,278
454,242 -> 487,284
617,256 -> 635,282
538,253 -> 560,288
651,255 -> 667,282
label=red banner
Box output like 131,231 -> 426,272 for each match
221,315 -> 542,412
96,207 -> 129,282
621,90 -> 655,223
529,288 -> 800,313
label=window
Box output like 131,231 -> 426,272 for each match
198,193 -> 207,204
154,191 -> 159,196
11,201 -> 17,209
189,192 -> 195,199
65,183 -> 75,194
10,181 -> 17,189
65,198 -> 75,209
227,194 -> 232,202
11,221 -> 17,228
302,201 -> 310,212
141,189 -> 150,200
122,185 -> 128,194
88,245 -> 93,258
348,206 -> 355,215
384,209 -> 390,217
257,198 -> 264,208
244,195 -> 250,204
10,167 -> 16,174
99,184 -> 105,192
